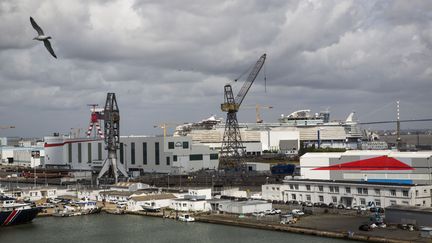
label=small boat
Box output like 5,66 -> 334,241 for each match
178,214 -> 195,222
0,195 -> 41,226
142,205 -> 161,212
53,200 -> 101,217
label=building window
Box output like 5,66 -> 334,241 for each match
375,199 -> 381,206
155,142 -> 160,165
289,185 -> 294,190
120,143 -> 124,164
332,196 -> 337,203
329,186 -> 334,193
98,143 -> 102,160
78,143 -> 82,163
173,155 -> 177,162
68,143 -> 72,163
306,195 -> 311,201
415,190 -> 419,196
318,186 -> 323,192
291,194 -> 296,200
345,187 -> 351,193
334,187 -> 339,193
306,185 -> 311,191
360,198 -> 366,205
390,190 -> 396,196
402,201 -> 409,205
131,142 -> 135,165
168,142 -> 174,149
402,190 -> 409,197
294,185 -> 299,190
390,200 -> 397,205
189,154 -> 203,161
319,195 -> 324,202
357,188 -> 362,194
362,188 -> 368,195
166,156 -> 170,166
210,154 -> 219,160
87,143 -> 92,163
183,141 -> 189,149
143,142 -> 147,165
375,189 -> 380,195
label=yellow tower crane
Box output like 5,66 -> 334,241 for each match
153,123 -> 181,137
243,104 -> 273,123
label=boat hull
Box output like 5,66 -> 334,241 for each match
0,208 -> 40,226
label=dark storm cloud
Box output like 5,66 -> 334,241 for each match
0,0 -> 431,137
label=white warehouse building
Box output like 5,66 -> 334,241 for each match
43,135 -> 219,175
262,179 -> 432,208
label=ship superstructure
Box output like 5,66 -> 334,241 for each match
174,110 -> 364,150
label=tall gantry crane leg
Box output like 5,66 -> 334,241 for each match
97,93 -> 128,185
220,86 -> 245,170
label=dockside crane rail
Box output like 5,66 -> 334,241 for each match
219,53 -> 267,170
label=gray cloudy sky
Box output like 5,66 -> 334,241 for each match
0,0 -> 431,138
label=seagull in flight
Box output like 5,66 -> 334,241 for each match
30,16 -> 57,58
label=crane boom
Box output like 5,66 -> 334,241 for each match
234,53 -> 266,106
219,53 -> 267,171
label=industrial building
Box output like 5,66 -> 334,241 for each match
217,200 -> 272,214
300,150 -> 432,184
43,134 -> 219,175
0,146 -> 44,167
262,179 -> 432,208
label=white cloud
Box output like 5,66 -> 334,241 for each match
0,0 -> 431,137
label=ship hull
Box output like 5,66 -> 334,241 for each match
0,208 -> 40,226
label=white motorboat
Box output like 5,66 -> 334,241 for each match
178,214 -> 195,222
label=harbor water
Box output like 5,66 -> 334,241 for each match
0,214 -> 354,243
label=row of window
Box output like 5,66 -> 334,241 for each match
289,184 -> 410,197
290,193 -> 383,206
69,142 -> 218,166
69,142 -> 103,163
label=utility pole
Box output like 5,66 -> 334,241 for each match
396,100 -> 401,151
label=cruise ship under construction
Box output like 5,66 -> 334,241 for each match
174,109 -> 364,152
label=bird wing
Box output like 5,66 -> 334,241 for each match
43,39 -> 57,58
30,17 -> 44,35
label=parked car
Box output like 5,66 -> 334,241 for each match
353,205 -> 367,211
319,203 -> 328,208
264,210 -> 275,215
337,204 -> 345,209
252,212 -> 265,217
328,203 -> 335,208
280,214 -> 296,224
359,224 -> 372,231
304,201 -> 313,207
272,209 -> 282,214
291,209 -> 305,216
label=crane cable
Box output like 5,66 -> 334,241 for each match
263,62 -> 267,93
234,60 -> 255,82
